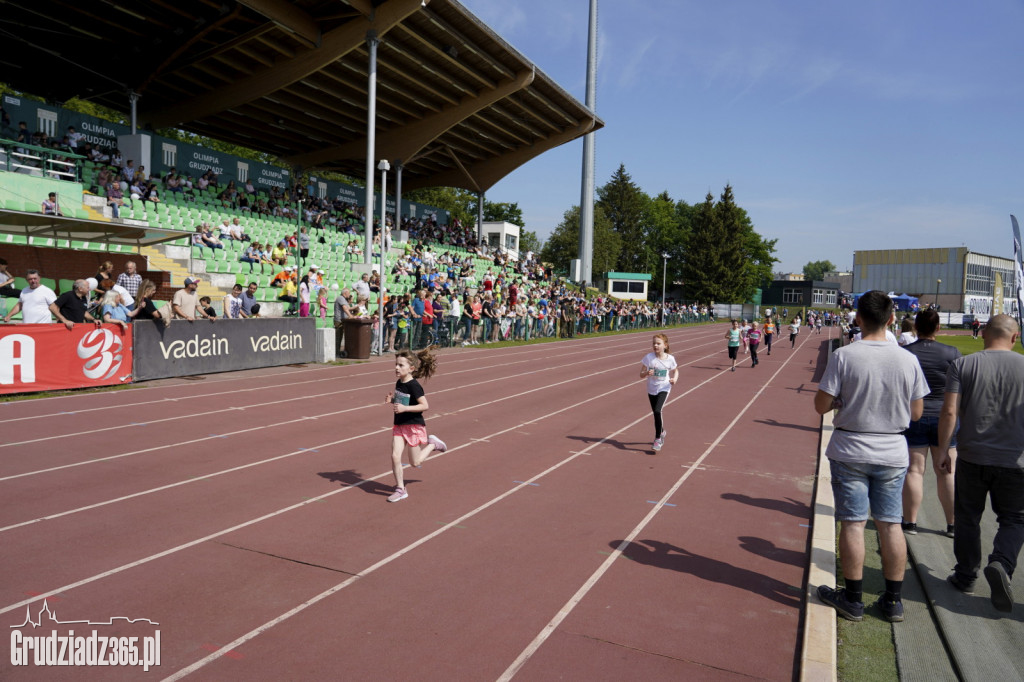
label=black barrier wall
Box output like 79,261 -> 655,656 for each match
132,318 -> 316,381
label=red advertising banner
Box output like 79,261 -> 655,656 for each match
0,324 -> 134,395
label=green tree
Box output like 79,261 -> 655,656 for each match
646,191 -> 691,298
403,187 -> 477,226
597,164 -> 651,273
681,192 -> 735,304
681,185 -> 777,304
802,260 -> 837,281
480,200 -> 524,228
541,205 -> 620,276
520,229 -> 543,255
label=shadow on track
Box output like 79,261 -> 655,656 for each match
317,469 -> 419,497
720,492 -> 811,519
566,434 -> 652,454
612,538 -> 802,607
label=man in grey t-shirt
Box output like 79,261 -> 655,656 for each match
938,314 -> 1024,612
815,291 -> 927,623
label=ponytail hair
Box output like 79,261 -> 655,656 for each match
395,346 -> 438,380
654,333 -> 670,352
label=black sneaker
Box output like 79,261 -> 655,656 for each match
901,521 -> 918,535
948,573 -> 976,595
878,598 -> 904,623
817,585 -> 864,621
945,524 -> 955,538
984,561 -> 1014,613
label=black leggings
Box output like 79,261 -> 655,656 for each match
648,391 -> 668,439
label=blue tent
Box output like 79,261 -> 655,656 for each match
848,292 -> 919,312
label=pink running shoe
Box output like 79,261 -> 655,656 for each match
387,487 -> 408,503
428,435 -> 447,453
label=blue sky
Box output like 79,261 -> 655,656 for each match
460,0 -> 1024,274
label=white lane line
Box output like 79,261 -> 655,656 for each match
0,343 -> 720,531
0,326 -> 721,440
497,329 -> 815,680
159,333 -> 746,680
0,369 -> 650,620
0,331 -> 725,478
0,332 -> 736,623
1,325 -> 723,420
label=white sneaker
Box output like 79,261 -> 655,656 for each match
652,438 -> 663,452
387,487 -> 408,503
428,435 -> 447,453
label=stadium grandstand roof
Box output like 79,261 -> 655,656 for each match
1,0 -> 602,193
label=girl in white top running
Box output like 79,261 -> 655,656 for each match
640,334 -> 679,452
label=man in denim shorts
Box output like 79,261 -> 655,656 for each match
815,291 -> 928,622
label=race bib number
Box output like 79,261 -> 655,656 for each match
653,368 -> 668,378
393,390 -> 411,406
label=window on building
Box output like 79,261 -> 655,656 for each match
611,281 -> 628,293
783,288 -> 803,304
37,109 -> 57,138
812,289 -> 824,304
505,234 -> 518,251
628,281 -> 646,294
826,289 -> 837,305
161,143 -> 177,168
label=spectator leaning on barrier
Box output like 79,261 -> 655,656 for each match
222,284 -> 248,319
116,261 -> 142,300
49,279 -> 102,330
938,314 -> 1024,613
100,289 -> 133,331
133,279 -> 169,327
3,270 -> 56,324
41,192 -> 62,216
814,290 -> 928,624
172,278 -> 216,321
240,281 -> 259,317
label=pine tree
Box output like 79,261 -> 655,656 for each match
597,164 -> 651,273
541,205 -> 620,276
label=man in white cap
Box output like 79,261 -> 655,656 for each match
172,277 -> 216,321
271,265 -> 293,288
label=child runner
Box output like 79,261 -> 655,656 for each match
640,333 -> 678,452
726,319 -> 742,371
740,319 -> 751,354
789,316 -> 801,348
747,321 -> 762,367
384,348 -> 447,502
763,314 -> 776,355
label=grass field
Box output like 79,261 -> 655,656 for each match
935,334 -> 1024,356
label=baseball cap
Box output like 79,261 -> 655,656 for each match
310,264 -> 319,270
285,265 -> 294,271
184,277 -> 199,286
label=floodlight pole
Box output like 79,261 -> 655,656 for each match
378,159 -> 390,355
363,31 -> 379,266
577,0 -> 598,287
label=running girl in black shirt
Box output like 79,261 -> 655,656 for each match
384,347 -> 447,502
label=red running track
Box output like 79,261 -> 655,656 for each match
0,323 -> 835,680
